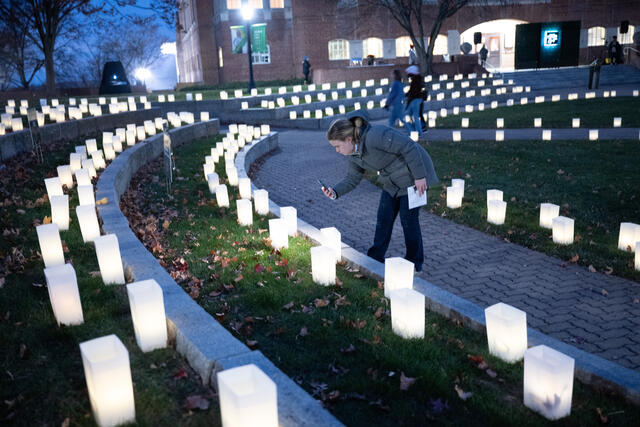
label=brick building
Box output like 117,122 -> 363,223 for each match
176,0 -> 640,86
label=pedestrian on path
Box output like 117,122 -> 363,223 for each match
322,110 -> 438,271
409,44 -> 418,65
302,56 -> 311,84
384,69 -> 405,128
405,65 -> 425,136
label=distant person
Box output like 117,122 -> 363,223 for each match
384,69 -> 405,128
608,36 -> 623,65
322,110 -> 438,271
405,65 -> 424,137
409,44 -> 418,65
479,44 -> 488,67
302,56 -> 311,84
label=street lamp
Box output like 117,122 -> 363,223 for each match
241,5 -> 256,90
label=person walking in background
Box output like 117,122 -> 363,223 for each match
405,65 -> 424,137
302,56 -> 311,83
608,36 -> 622,65
321,110 -> 438,272
409,44 -> 418,65
479,44 -> 488,67
384,69 -> 405,128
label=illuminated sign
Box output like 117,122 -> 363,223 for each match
543,30 -> 559,47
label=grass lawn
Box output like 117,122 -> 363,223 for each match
435,97 -> 640,128
411,137 -> 640,282
0,139 -> 218,425
120,133 -> 640,426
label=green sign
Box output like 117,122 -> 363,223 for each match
251,24 -> 267,53
230,23 -> 267,54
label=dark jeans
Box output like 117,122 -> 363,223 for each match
367,191 -> 424,271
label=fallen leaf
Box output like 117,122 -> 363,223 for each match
588,265 -> 596,273
455,384 -> 472,401
335,277 -> 343,287
90,271 -> 101,278
282,301 -> 294,310
340,344 -> 356,354
314,298 -> 329,307
604,266 -> 613,275
601,288 -> 608,297
594,407 -> 609,425
61,418 -> 70,427
570,254 -> 579,263
42,216 -> 52,224
399,372 -> 417,391
246,340 -> 259,349
374,307 -> 385,319
234,274 -> 243,283
162,219 -> 170,230
299,326 -> 308,337
96,197 -> 108,205
184,394 -> 210,410
19,343 -> 27,358
486,369 -> 497,378
173,369 -> 188,380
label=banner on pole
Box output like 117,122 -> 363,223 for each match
231,23 -> 267,55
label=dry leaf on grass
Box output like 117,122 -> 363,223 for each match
96,197 -> 108,205
399,372 -> 417,391
184,395 -> 210,411
455,384 -> 472,401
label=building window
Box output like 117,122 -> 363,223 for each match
227,0 -> 241,9
328,39 -> 350,60
588,26 -> 605,46
363,37 -> 383,58
249,0 -> 263,8
433,34 -> 448,55
270,0 -> 284,7
618,25 -> 635,44
252,44 -> 271,64
395,36 -> 412,57
218,47 -> 223,67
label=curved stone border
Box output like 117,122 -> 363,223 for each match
96,120 -> 343,427
237,133 -> 640,406
0,108 -> 163,161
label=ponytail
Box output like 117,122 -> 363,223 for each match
327,117 -> 364,143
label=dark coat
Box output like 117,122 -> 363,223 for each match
333,110 -> 438,198
302,59 -> 311,75
406,75 -> 424,103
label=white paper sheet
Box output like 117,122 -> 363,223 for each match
407,186 -> 427,209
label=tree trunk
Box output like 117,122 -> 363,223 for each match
44,45 -> 55,94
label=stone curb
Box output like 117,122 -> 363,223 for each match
96,120 -> 343,427
237,132 -> 640,407
0,108 -> 163,161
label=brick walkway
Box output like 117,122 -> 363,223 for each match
250,127 -> 640,371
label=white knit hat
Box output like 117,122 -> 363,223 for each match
405,65 -> 419,75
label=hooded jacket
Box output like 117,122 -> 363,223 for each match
333,110 -> 438,198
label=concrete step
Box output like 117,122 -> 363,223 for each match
502,65 -> 640,90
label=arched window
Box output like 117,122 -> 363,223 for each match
618,25 -> 635,44
433,34 -> 448,55
395,36 -> 412,57
270,0 -> 284,7
249,0 -> 263,8
328,39 -> 350,60
588,27 -> 605,46
227,0 -> 241,9
363,37 -> 383,58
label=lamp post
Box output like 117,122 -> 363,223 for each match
241,5 -> 256,90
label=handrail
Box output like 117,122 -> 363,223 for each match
623,46 -> 640,55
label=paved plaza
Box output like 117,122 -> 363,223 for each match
251,126 -> 640,371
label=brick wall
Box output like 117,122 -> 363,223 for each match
176,0 -> 640,86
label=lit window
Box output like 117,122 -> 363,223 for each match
252,45 -> 271,64
395,36 -> 412,57
587,26 -> 605,47
328,39 -> 350,60
227,0 -> 241,9
249,0 -> 263,8
363,37 -> 383,58
618,25 -> 635,44
218,47 -> 223,67
270,0 -> 284,7
433,34 -> 448,55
